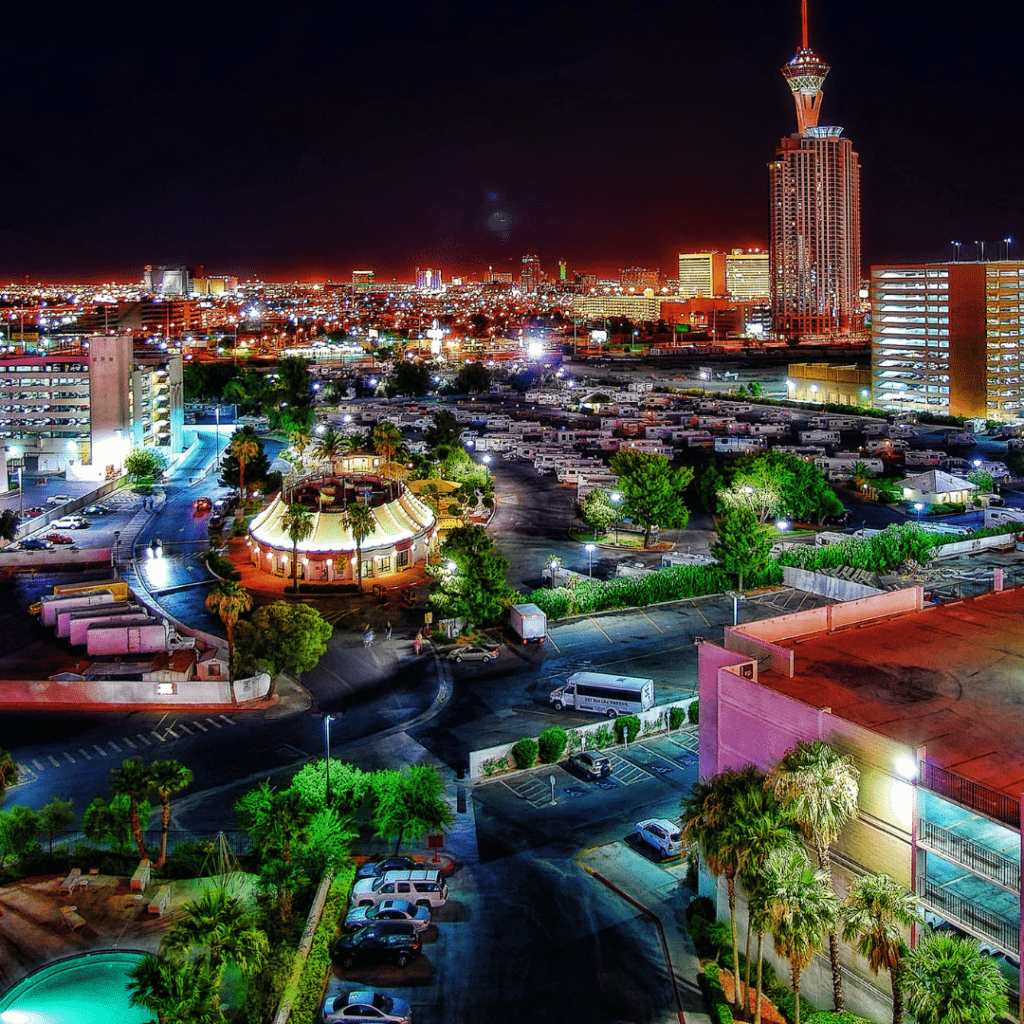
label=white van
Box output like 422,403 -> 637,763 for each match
549,672 -> 654,718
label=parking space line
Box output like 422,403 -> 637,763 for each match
93,745 -> 107,757
63,752 -> 76,764
32,758 -> 45,771
108,740 -> 121,753
587,616 -> 615,644
192,720 -> 208,732
689,601 -> 710,626
206,718 -> 222,729
219,715 -> 236,726
164,728 -> 179,739
122,738 -> 136,749
177,724 -> 192,736
638,609 -> 665,634
151,732 -> 164,743
78,748 -> 92,761
136,733 -> 151,746
48,755 -> 61,768
545,633 -> 561,653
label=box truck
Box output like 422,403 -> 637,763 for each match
67,606 -> 150,646
510,603 -> 547,644
86,621 -> 195,657
40,591 -> 115,628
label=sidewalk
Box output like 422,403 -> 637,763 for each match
579,843 -> 710,1024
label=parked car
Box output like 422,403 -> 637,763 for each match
350,869 -> 448,909
321,991 -> 412,1024
208,514 -> 225,531
20,537 -> 54,550
82,504 -> 108,515
355,857 -> 418,881
329,922 -> 422,969
46,494 -> 71,506
568,751 -> 612,780
634,818 -> 684,859
45,533 -> 74,545
51,516 -> 89,529
193,496 -> 212,513
446,645 -> 498,663
344,899 -> 431,933
24,506 -> 45,518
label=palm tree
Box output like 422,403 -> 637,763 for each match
371,421 -> 404,465
313,426 -> 345,469
127,955 -> 219,1024
770,740 -> 861,1012
681,767 -> 756,1011
734,783 -> 800,1022
765,846 -> 841,1024
205,580 -> 253,693
280,502 -> 315,589
900,933 -> 1008,1024
342,502 -> 376,591
229,433 -> 259,501
0,747 -> 18,801
288,427 -> 311,465
110,757 -> 152,861
160,888 -> 268,1013
148,760 -> 194,869
842,873 -> 922,1024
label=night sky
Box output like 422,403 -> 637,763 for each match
2,1 -> 1021,283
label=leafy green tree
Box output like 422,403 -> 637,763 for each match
280,503 -> 315,588
967,469 -> 994,493
218,426 -> 273,495
183,361 -> 239,402
312,425 -> 346,467
0,746 -> 18,800
724,453 -> 843,526
275,355 -> 313,418
426,524 -> 513,627
749,381 -> 763,397
148,761 -> 194,869
83,792 -> 149,853
110,757 -> 154,861
371,765 -> 454,855
454,360 -> 492,393
228,432 -> 260,500
124,448 -> 168,482
711,506 -> 773,592
233,602 -> 332,685
289,759 -> 371,814
161,888 -> 268,1013
425,410 -> 462,452
0,805 -> 41,869
765,846 -> 841,1024
577,489 -> 618,540
900,933 -> 1008,1024
0,509 -> 20,543
127,954 -> 220,1024
388,360 -> 432,397
40,797 -> 75,853
770,741 -> 861,1012
205,580 -> 253,689
842,873 -> 923,1024
288,428 -> 312,464
609,450 -> 694,548
342,503 -> 375,591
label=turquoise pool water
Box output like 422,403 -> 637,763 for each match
0,950 -> 151,1024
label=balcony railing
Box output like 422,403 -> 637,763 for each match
920,818 -> 1021,891
921,762 -> 1021,829
918,875 -> 1020,953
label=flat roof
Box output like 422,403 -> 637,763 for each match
761,589 -> 1024,802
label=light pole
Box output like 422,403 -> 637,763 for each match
585,543 -> 595,578
113,529 -> 121,568
9,445 -> 23,518
549,558 -> 559,588
914,502 -> 924,523
324,714 -> 338,804
611,492 -> 621,545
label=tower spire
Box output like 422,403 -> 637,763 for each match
781,0 -> 829,133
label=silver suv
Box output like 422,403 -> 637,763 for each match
350,869 -> 448,909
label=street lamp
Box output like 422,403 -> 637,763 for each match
113,529 -> 121,568
9,445 -> 23,518
611,492 -> 621,544
585,543 -> 595,578
914,502 -> 924,522
549,557 -> 559,588
895,756 -> 920,946
324,714 -> 339,804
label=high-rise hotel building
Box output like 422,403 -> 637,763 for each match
769,2 -> 862,341
871,262 -> 1024,421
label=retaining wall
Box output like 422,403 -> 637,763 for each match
781,565 -> 884,601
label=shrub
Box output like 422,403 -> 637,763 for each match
773,988 -> 817,1024
616,715 -> 641,744
699,959 -> 735,1024
684,858 -> 698,890
686,896 -> 716,925
670,706 -> 686,730
805,1014 -> 873,1024
590,725 -> 613,749
511,737 -> 538,770
688,700 -> 700,724
537,726 -> 568,764
483,495 -> 494,508
243,943 -> 295,1024
205,549 -> 241,581
160,840 -> 219,880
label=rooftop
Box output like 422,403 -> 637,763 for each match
753,589 -> 1024,803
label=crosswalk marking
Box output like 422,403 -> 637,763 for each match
63,752 -> 76,764
206,717 -> 222,729
93,745 -> 107,757
136,733 -> 151,746
79,748 -> 92,761
192,720 -> 208,732
48,755 -> 60,768
122,738 -> 136,749
32,759 -> 45,771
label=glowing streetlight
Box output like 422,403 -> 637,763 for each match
585,543 -> 595,578
914,502 -> 924,522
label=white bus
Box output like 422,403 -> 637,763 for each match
549,672 -> 655,718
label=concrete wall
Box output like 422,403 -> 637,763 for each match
0,671 -> 270,709
781,565 -> 885,601
468,698 -> 696,779
933,534 -> 1019,559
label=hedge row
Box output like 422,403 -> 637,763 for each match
524,562 -> 782,620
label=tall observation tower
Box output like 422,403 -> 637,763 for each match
769,0 -> 863,342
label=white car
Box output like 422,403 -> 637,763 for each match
634,818 -> 684,859
321,991 -> 412,1024
344,899 -> 431,933
51,516 -> 89,530
46,494 -> 71,506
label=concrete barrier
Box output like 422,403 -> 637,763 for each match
782,565 -> 885,601
933,533 -> 1018,559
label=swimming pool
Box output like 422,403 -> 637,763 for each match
0,950 -> 152,1024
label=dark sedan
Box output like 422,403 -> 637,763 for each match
330,923 -> 422,969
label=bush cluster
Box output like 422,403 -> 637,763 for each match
537,726 -> 568,764
699,959 -> 735,1024
669,706 -> 686,730
205,549 -> 241,581
615,715 -> 641,744
511,737 -> 538,770
688,701 -> 700,725
525,562 -> 782,620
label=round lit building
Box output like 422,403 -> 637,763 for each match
247,455 -> 437,583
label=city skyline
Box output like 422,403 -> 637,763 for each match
1,0 -> 1020,282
